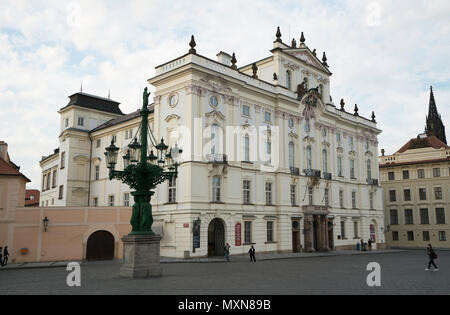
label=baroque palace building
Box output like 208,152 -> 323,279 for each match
380,87 -> 450,249
39,28 -> 384,258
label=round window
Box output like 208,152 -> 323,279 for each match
209,95 -> 219,107
292,221 -> 299,229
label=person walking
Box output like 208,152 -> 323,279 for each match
425,244 -> 439,271
248,245 -> 256,262
368,239 -> 372,251
2,246 -> 9,266
224,243 -> 231,262
360,239 -> 366,251
0,247 -> 3,267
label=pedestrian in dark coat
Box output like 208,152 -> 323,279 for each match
3,246 -> 9,266
426,244 -> 439,271
224,243 -> 231,262
368,239 -> 372,251
248,245 -> 256,262
0,247 -> 3,267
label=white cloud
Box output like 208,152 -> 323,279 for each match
0,0 -> 449,189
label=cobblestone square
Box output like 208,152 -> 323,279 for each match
0,250 -> 448,295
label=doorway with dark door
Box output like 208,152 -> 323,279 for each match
208,218 -> 225,256
86,230 -> 115,261
313,219 -> 319,251
292,220 -> 300,252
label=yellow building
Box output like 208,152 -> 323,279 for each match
380,88 -> 450,249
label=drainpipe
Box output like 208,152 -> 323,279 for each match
87,133 -> 92,207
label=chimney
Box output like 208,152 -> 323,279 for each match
0,141 -> 8,162
216,51 -> 232,66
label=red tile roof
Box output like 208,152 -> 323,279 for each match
25,189 -> 40,206
0,158 -> 31,182
396,135 -> 450,153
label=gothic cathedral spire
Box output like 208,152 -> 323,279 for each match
425,86 -> 447,144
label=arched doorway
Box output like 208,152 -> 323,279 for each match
208,218 -> 225,256
86,230 -> 115,261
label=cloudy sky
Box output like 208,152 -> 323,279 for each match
1,0 -> 449,189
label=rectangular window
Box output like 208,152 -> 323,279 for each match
242,105 -> 250,117
337,157 -> 343,177
340,220 -> 346,239
434,187 -> 443,200
108,195 -> 115,207
420,208 -> 429,224
419,188 -> 427,200
353,221 -> 359,238
439,231 -> 447,241
168,177 -> 176,203
404,209 -> 414,225
264,111 -> 271,122
124,193 -> 130,207
388,172 -> 395,181
95,165 -> 100,180
352,191 -> 357,209
64,118 -> 69,127
350,159 -> 355,178
339,190 -> 344,208
308,186 -> 313,206
267,221 -> 273,242
407,231 -> 414,241
212,176 -> 221,202
243,180 -> 251,204
433,168 -> 441,177
423,231 -> 430,241
402,170 -> 409,180
58,185 -> 64,200
112,135 -> 117,143
389,190 -> 396,202
417,169 -> 425,178
60,152 -> 65,169
46,172 -> 51,190
390,210 -> 399,225
324,188 -> 329,207
348,137 -> 354,150
77,117 -> 84,126
93,197 -> 98,207
436,208 -> 446,224
52,170 -> 57,188
96,139 -> 101,148
369,192 -> 374,209
403,189 -> 411,201
392,231 -> 399,241
291,185 -> 296,206
244,221 -> 252,243
265,182 -> 273,205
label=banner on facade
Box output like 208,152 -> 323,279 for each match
193,219 -> 201,249
235,222 -> 241,246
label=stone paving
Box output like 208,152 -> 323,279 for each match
0,249 -> 448,295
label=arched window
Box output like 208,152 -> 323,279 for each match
244,134 -> 250,162
286,70 -> 291,90
306,145 -> 312,169
289,142 -> 295,168
367,159 -> 372,180
322,149 -> 328,173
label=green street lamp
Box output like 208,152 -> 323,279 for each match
105,87 -> 181,235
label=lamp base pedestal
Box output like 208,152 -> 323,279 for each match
120,234 -> 162,278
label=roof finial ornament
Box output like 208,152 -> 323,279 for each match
300,32 -> 305,44
108,89 -> 110,99
340,99 -> 345,111
381,149 -> 385,156
231,52 -> 237,70
322,52 -> 329,67
354,104 -> 359,116
251,63 -> 258,79
371,111 -> 376,123
189,35 -> 196,54
273,72 -> 278,82
291,38 -> 297,48
312,48 -> 317,56
80,81 -> 83,93
275,26 -> 282,43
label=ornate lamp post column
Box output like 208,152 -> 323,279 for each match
104,87 -> 181,278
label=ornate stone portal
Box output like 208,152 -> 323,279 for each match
303,205 -> 332,252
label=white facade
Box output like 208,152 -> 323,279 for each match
40,33 -> 385,257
